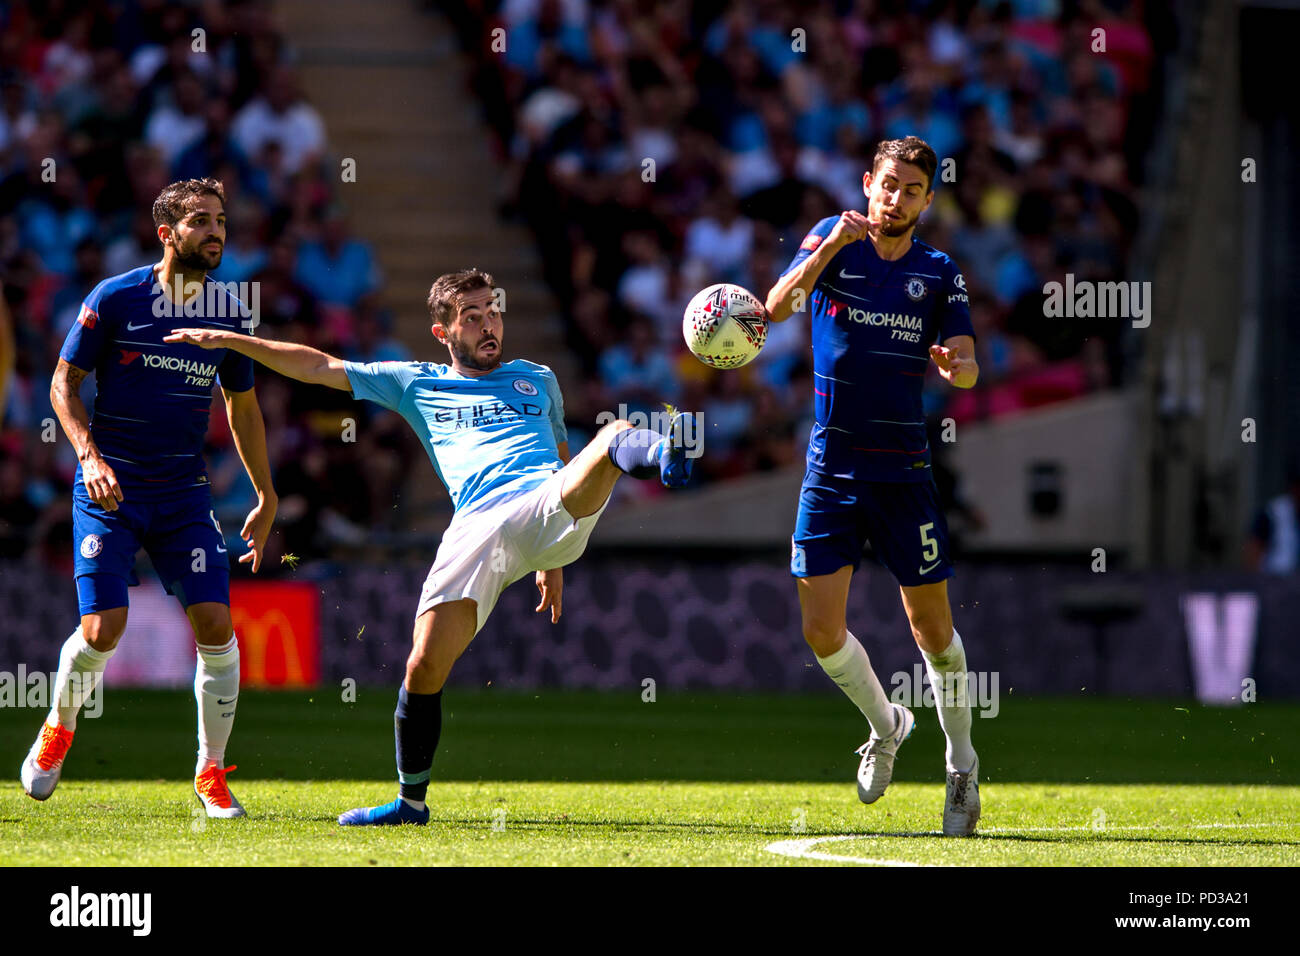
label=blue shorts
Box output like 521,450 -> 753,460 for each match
72,483 -> 231,615
791,470 -> 954,587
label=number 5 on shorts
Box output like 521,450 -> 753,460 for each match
919,522 -> 938,563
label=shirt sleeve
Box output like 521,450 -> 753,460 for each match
58,281 -> 114,372
342,360 -> 418,412
217,349 -> 256,392
543,367 -> 567,447
778,216 -> 840,279
937,259 -> 976,342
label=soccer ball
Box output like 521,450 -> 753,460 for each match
682,283 -> 768,370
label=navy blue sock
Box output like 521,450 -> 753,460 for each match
395,685 -> 442,802
607,428 -> 665,479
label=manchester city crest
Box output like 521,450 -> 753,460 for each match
513,379 -> 539,396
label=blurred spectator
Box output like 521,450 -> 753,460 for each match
345,298 -> 413,365
1246,471 -> 1300,575
145,68 -> 207,165
293,207 -> 380,308
598,316 -> 680,413
231,66 -> 325,175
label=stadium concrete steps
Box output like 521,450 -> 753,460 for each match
273,0 -> 577,528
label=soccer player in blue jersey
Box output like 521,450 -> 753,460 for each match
167,267 -> 693,825
766,137 -> 982,835
21,178 -> 277,818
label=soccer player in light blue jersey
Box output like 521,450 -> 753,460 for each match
22,179 -> 278,818
766,137 -> 982,835
167,267 -> 694,825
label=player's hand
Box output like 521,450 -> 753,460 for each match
535,567 -> 563,624
238,494 -> 277,573
81,453 -> 123,512
929,344 -> 976,386
164,328 -> 231,349
828,210 -> 871,248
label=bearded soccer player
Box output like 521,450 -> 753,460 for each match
765,136 -> 982,836
167,267 -> 694,826
21,178 -> 276,818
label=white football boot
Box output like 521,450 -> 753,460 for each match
942,754 -> 980,836
855,704 -> 915,804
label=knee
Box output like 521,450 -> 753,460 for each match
599,419 -> 635,441
405,646 -> 450,693
82,611 -> 127,652
909,609 -> 953,655
801,618 -> 845,658
191,609 -> 234,648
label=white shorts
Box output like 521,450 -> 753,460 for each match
416,469 -> 609,633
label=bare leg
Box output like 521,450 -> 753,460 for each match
559,419 -> 634,519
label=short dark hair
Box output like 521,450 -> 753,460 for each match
152,178 -> 226,231
871,137 -> 938,193
427,268 -> 495,327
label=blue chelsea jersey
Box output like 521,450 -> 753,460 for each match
780,217 -> 974,482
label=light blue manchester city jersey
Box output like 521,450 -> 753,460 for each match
343,358 -> 567,514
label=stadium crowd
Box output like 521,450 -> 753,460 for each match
0,0 -> 417,571
446,0 -> 1174,486
0,0 -> 1181,568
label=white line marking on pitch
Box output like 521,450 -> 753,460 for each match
766,822 -> 1291,866
766,836 -> 930,867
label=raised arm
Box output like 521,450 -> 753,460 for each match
51,358 -> 124,510
765,211 -> 870,323
164,328 -> 351,391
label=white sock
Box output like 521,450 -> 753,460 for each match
401,797 -> 426,812
922,629 -> 976,772
195,635 -> 239,774
815,630 -> 896,738
48,627 -> 114,733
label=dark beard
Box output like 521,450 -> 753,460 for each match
449,335 -> 501,371
176,241 -> 221,273
880,211 -> 920,237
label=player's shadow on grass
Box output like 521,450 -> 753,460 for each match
852,830 -> 1300,847
314,813 -> 854,837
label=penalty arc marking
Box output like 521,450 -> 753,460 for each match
766,822 -> 1289,866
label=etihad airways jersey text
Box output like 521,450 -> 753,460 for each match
343,358 -> 567,514
780,216 -> 975,482
58,266 -> 255,498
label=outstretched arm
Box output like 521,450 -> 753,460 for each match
165,328 -> 351,391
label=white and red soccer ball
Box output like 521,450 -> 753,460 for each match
682,283 -> 768,370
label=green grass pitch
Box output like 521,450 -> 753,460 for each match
1,689 -> 1296,866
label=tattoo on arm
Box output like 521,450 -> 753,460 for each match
60,363 -> 88,392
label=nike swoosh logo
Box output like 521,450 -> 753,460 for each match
217,697 -> 237,705
917,560 -> 943,576
839,269 -> 866,279
126,321 -> 151,331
